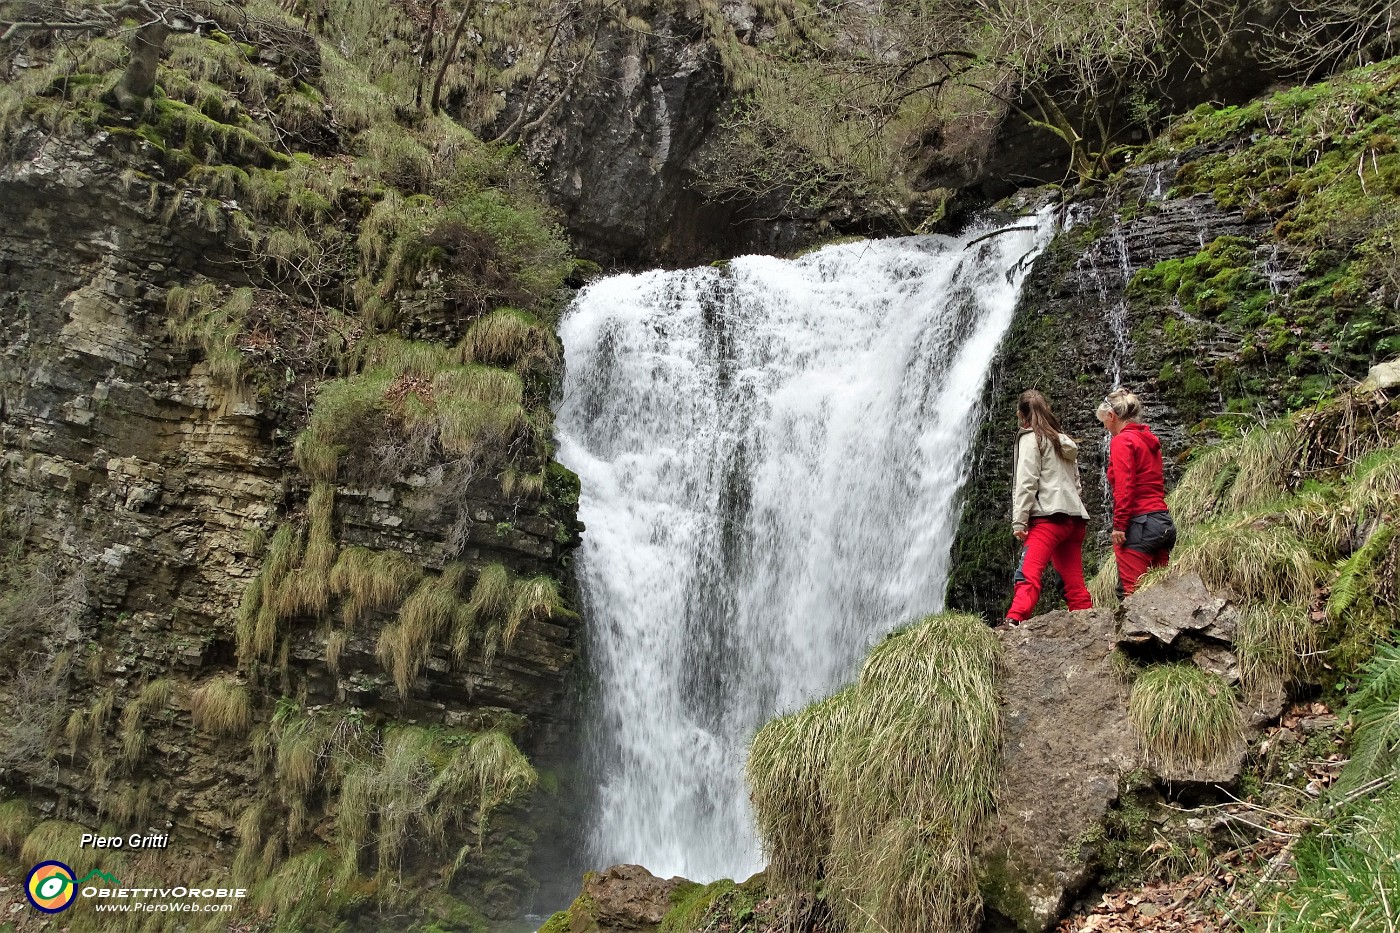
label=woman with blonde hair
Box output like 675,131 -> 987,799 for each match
1096,388 -> 1177,596
1005,389 -> 1093,624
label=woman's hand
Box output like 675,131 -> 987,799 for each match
1111,530 -> 1126,546
1014,529 -> 1028,543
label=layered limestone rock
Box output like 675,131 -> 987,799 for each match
0,132 -> 583,918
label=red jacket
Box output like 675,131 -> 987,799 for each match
1107,423 -> 1169,531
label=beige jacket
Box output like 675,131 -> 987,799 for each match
1012,429 -> 1090,532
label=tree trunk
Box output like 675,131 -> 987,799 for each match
429,0 -> 476,113
111,19 -> 171,110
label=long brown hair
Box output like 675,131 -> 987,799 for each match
1018,389 -> 1068,459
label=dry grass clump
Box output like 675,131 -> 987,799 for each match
746,612 -> 1001,933
1235,602 -> 1317,696
747,687 -> 854,890
376,563 -> 570,695
1345,445 -> 1400,523
503,573 -> 568,646
1168,419 -> 1302,525
1128,664 -> 1243,773
116,678 -> 174,771
250,845 -> 340,930
167,284 -> 253,387
1172,517 -> 1320,609
1224,419 -> 1302,513
271,705 -> 327,806
457,307 -> 559,371
0,799 -> 35,853
21,820 -> 101,871
464,564 -> 572,665
325,629 -> 348,677
191,677 -> 252,737
330,546 -> 422,627
1158,406 -> 1400,696
376,565 -> 474,696
106,781 -> 155,828
238,522 -> 305,664
1088,553 -> 1121,611
335,725 -> 536,878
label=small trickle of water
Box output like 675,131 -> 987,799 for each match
554,213 -> 1055,882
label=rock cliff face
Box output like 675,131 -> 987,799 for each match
0,131 -> 582,920
504,7 -> 727,267
491,1 -> 1309,268
946,165 -> 1266,619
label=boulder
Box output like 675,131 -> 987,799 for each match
568,864 -> 687,931
1151,732 -> 1249,787
1119,572 -> 1237,649
978,608 -> 1138,933
1365,359 -> 1400,391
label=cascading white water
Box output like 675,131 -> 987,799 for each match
554,213 -> 1055,883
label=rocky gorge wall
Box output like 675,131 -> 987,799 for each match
950,55 -> 1400,616
0,23 -> 586,925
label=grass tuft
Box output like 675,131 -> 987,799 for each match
747,612 -> 1001,932
1172,516 -> 1320,608
330,547 -> 422,627
1128,664 -> 1243,773
457,307 -> 558,371
190,678 -> 252,737
747,687 -> 854,891
1089,553 -> 1122,611
0,799 -> 35,853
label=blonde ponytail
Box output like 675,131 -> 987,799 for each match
1096,387 -> 1142,422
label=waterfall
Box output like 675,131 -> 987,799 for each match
554,213 -> 1055,883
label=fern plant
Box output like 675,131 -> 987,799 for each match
1339,642 -> 1400,791
1328,522 -> 1395,619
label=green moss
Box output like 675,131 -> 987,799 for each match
537,911 -> 570,933
1073,770 -> 1159,887
659,879 -> 734,932
978,848 -> 1040,931
1131,57 -> 1400,420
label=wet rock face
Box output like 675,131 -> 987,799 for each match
0,134 -> 582,916
506,8 -> 728,268
946,166 -> 1266,620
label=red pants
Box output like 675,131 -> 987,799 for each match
1007,516 -> 1092,621
1115,543 -> 1170,596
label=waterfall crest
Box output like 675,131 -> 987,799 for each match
555,214 -> 1055,882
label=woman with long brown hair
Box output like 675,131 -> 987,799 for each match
1005,389 -> 1093,623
